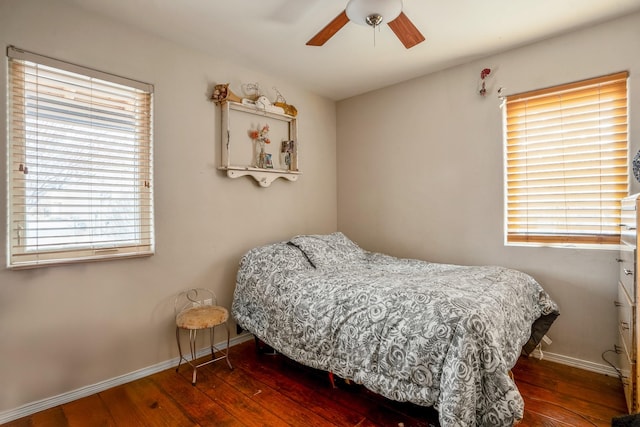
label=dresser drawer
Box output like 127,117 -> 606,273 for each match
619,246 -> 636,302
620,354 -> 635,413
621,199 -> 637,241
617,280 -> 635,359
618,315 -> 635,413
621,224 -> 637,247
618,337 -> 636,413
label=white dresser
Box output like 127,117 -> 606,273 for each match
618,193 -> 640,413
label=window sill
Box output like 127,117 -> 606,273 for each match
505,241 -> 622,251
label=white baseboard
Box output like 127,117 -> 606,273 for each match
528,348 -> 620,377
0,333 -> 254,425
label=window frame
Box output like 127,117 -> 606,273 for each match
6,46 -> 155,269
503,72 -> 629,247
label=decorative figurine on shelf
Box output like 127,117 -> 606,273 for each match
210,83 -> 242,104
273,87 -> 298,117
251,95 -> 286,114
479,68 -> 491,97
280,140 -> 295,171
242,82 -> 262,101
249,124 -> 270,168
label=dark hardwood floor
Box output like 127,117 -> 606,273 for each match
4,339 -> 628,426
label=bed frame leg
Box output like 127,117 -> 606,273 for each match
328,372 -> 337,389
254,336 -> 278,355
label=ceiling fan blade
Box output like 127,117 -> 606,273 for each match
387,12 -> 425,49
306,10 -> 349,46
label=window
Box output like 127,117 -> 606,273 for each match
504,72 -> 629,246
7,46 -> 154,268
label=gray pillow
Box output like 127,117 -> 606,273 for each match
289,232 -> 365,268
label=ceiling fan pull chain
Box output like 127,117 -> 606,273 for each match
364,13 -> 384,47
373,22 -> 376,47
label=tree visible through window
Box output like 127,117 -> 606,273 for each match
7,46 -> 154,268
504,72 -> 629,246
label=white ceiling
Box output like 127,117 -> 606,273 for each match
65,0 -> 640,101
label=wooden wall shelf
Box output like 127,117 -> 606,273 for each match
218,100 -> 299,187
221,166 -> 301,188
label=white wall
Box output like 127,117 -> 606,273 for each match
0,0 -> 337,413
337,12 -> 640,367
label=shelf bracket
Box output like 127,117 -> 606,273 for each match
222,167 -> 300,187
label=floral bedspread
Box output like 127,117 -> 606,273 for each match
231,233 -> 559,427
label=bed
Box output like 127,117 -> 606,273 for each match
231,232 -> 559,426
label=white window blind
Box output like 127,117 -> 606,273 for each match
504,72 -> 629,245
7,46 -> 154,268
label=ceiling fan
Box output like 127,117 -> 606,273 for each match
306,0 -> 425,49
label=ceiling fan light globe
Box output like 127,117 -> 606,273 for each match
346,0 -> 402,26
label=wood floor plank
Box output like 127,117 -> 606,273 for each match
360,394 -> 437,427
28,406 -> 68,427
522,393 -> 605,426
97,384 -> 157,426
62,393 -> 115,427
150,369 -> 243,427
189,372 -> 291,427
211,361 -> 352,426
519,411 -> 576,427
204,361 -> 343,426
516,374 -> 624,426
224,348 -> 382,426
234,344 -> 437,426
515,355 -> 621,389
516,378 -> 618,426
513,356 -> 626,413
99,378 -> 195,426
1,419 -> 31,427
